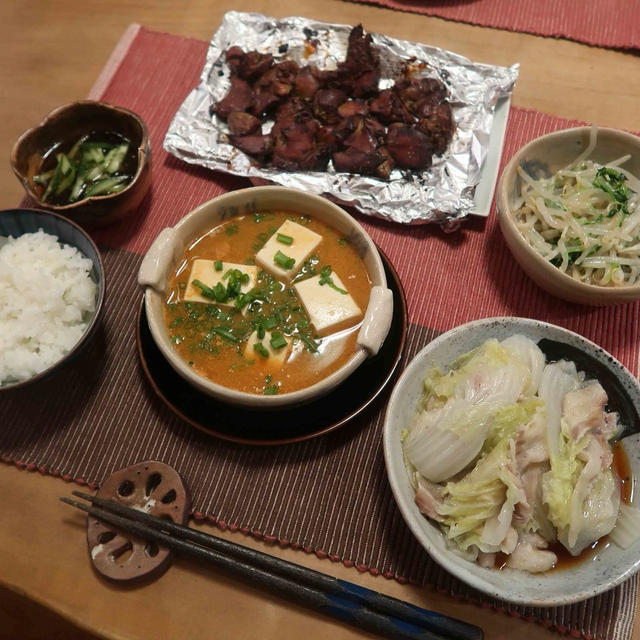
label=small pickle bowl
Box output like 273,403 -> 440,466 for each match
0,208 -> 106,391
383,317 -> 640,606
10,100 -> 151,229
138,186 -> 394,409
497,127 -> 640,306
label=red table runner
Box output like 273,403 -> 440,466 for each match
2,25 -> 639,640
344,0 -> 640,51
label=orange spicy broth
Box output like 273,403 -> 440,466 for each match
163,211 -> 372,395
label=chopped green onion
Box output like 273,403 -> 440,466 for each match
318,265 -> 347,294
214,260 -> 223,271
276,233 -> 294,245
191,279 -> 217,300
214,282 -> 227,303
212,327 -> 238,343
257,325 -> 265,340
269,331 -> 287,350
263,384 -> 278,395
263,317 -> 277,330
253,342 -> 269,359
300,334 -> 320,353
274,250 -> 295,270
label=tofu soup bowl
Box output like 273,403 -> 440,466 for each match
139,187 -> 393,408
383,317 -> 640,606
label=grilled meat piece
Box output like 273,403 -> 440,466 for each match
234,50 -> 274,81
416,102 -> 454,155
313,89 -> 348,124
228,134 -> 273,160
294,66 -> 321,99
251,60 -> 300,116
337,24 -> 380,98
224,46 -> 245,74
333,148 -> 385,175
337,100 -> 369,118
227,111 -> 262,136
369,89 -> 413,124
214,77 -> 254,120
272,120 -> 327,171
386,124 -> 434,170
394,77 -> 447,117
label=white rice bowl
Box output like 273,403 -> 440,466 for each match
0,229 -> 97,384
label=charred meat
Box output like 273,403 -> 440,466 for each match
213,24 -> 455,177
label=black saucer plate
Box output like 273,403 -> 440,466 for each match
136,251 -> 407,446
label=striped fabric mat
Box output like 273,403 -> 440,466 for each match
3,26 -> 639,640
343,0 -> 640,50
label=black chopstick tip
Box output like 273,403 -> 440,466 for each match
71,489 -> 96,500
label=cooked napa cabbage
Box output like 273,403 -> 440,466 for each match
403,335 -> 628,572
405,338 -> 541,482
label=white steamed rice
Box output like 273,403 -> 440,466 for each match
0,229 -> 97,384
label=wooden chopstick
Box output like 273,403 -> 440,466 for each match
62,491 -> 482,640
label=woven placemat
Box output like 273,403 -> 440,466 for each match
343,0 -> 640,51
2,26 -> 639,640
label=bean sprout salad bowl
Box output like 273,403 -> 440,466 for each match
497,127 -> 640,306
383,317 -> 640,606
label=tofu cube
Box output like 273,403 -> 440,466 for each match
255,220 -> 322,281
244,330 -> 292,370
184,260 -> 257,306
294,272 -> 362,337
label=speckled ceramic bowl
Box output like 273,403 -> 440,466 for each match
497,127 -> 640,306
0,208 -> 105,390
383,317 -> 640,606
138,186 -> 394,409
11,101 -> 151,229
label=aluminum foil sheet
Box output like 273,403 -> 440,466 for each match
164,11 -> 518,227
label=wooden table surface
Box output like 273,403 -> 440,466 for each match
1,2 -> 639,639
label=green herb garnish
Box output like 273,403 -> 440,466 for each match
253,342 -> 269,358
318,265 -> 347,294
299,334 -> 319,353
277,233 -> 294,245
192,279 -> 218,300
212,327 -> 238,343
269,331 -> 287,350
274,250 -> 295,270
225,223 -> 239,236
593,167 -> 630,215
214,260 -> 223,271
263,384 -> 279,395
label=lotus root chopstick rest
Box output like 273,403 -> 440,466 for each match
86,461 -> 191,582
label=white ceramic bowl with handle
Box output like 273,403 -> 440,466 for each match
383,316 -> 640,606
138,186 -> 393,408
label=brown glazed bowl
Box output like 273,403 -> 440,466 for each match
10,101 -> 151,229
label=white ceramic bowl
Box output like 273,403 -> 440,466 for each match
497,126 -> 640,306
383,316 -> 640,606
138,186 -> 393,408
